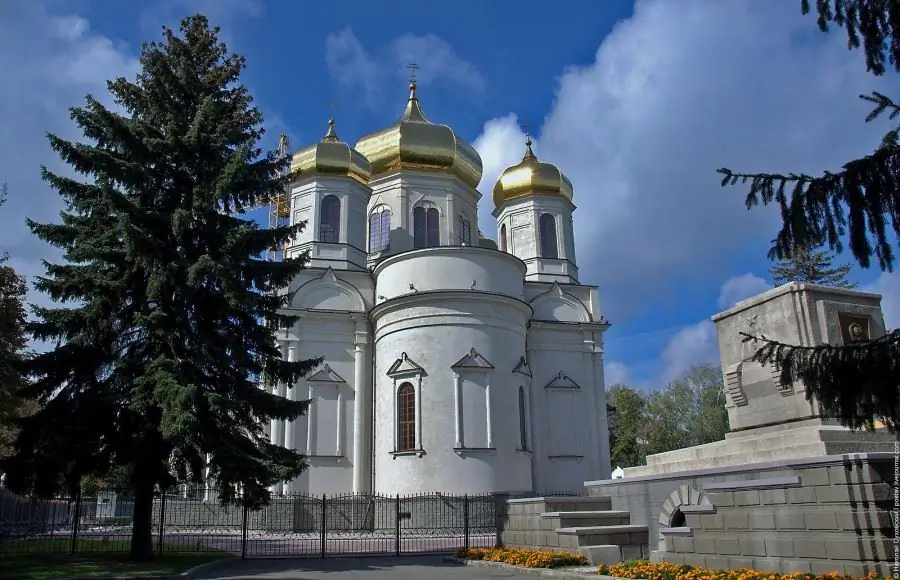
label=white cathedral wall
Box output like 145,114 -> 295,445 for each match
371,290 -> 533,495
495,196 -> 579,283
281,317 -> 358,495
527,322 -> 611,492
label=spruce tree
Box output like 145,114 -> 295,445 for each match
0,182 -> 32,460
718,0 -> 900,433
768,243 -> 857,288
0,16 -> 316,560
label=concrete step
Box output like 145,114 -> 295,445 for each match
557,524 -> 649,547
541,496 -> 612,513
541,510 -> 632,528
578,543 -> 649,565
628,444 -> 827,476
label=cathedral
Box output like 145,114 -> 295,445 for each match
268,79 -> 612,496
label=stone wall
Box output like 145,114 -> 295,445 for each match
586,452 -> 896,576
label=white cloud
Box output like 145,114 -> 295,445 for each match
0,5 -> 139,319
717,273 -> 770,310
604,361 -> 630,387
864,272 -> 900,330
325,28 -> 486,107
472,0 -> 898,319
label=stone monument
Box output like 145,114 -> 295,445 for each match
625,282 -> 896,476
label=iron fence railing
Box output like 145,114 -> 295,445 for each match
0,488 -> 503,559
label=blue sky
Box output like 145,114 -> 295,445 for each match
1,0 -> 898,390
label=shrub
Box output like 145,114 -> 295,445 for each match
455,547 -> 587,568
597,561 -> 886,580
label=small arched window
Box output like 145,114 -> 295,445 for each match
397,383 -> 416,451
369,208 -> 391,252
413,206 -> 441,248
319,195 -> 341,243
456,215 -> 471,246
518,386 -> 528,451
539,213 -> 558,259
499,224 -> 508,252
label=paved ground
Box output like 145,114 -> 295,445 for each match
193,555 -> 555,580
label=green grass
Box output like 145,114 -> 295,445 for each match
0,539 -> 230,580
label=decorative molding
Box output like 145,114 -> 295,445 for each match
390,449 -> 426,459
512,356 -> 532,378
386,352 -> 427,378
544,371 -> 580,389
771,365 -> 793,396
703,476 -> 801,491
305,364 -> 346,384
723,362 -> 748,406
450,347 -> 495,371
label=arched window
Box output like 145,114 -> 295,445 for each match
319,195 -> 341,243
518,386 -> 528,450
369,208 -> 391,252
539,213 -> 558,259
456,214 -> 471,246
397,383 -> 416,451
413,206 -> 441,248
499,224 -> 508,252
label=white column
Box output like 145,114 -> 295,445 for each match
269,345 -> 282,495
306,383 -> 314,456
453,372 -> 463,448
352,339 -> 367,492
283,344 -> 298,452
485,373 -> 493,448
276,379 -> 287,448
414,376 -> 423,449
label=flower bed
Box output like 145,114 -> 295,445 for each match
455,547 -> 588,568
597,561 -> 886,580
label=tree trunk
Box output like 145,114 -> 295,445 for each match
130,479 -> 155,561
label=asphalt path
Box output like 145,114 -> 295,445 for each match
192,555 -> 566,580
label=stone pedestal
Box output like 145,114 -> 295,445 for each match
625,282 -> 892,477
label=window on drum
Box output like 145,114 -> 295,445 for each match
319,195 -> 341,243
397,382 -> 416,451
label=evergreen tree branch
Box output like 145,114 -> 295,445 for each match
719,91 -> 900,272
739,330 -> 900,433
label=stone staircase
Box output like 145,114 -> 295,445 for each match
500,495 -> 649,565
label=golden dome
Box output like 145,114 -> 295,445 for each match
492,137 -> 573,208
291,118 -> 372,185
354,82 -> 483,188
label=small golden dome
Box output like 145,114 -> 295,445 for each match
492,137 -> 573,208
354,82 -> 483,188
291,118 -> 372,185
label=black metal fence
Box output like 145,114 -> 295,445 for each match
0,488 -> 501,558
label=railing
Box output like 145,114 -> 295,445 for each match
0,488 -> 502,559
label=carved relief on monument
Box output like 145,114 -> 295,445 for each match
837,312 -> 871,345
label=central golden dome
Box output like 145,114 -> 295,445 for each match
492,137 -> 573,208
354,82 -> 483,188
291,118 -> 372,185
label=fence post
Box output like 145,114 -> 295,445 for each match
319,494 -> 327,559
156,489 -> 167,556
70,488 -> 82,555
240,503 -> 248,560
394,494 -> 401,556
463,494 -> 470,552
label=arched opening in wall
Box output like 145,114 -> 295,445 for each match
369,208 -> 390,252
499,224 -> 507,252
397,382 -> 416,451
539,213 -> 558,259
669,507 -> 686,528
456,214 -> 471,245
413,206 -> 440,248
319,195 -> 341,243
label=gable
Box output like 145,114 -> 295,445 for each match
512,356 -> 532,378
544,371 -> 581,389
306,364 -> 346,383
387,352 -> 426,378
450,348 -> 494,371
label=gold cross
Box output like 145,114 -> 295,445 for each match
328,101 -> 338,117
521,123 -> 531,140
407,62 -> 419,83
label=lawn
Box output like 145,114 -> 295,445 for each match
0,539 -> 230,580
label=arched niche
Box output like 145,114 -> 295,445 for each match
291,268 -> 366,312
530,282 -> 590,323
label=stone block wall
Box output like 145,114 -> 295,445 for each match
654,455 -> 895,576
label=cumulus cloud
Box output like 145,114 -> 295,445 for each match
604,360 -> 630,387
472,0 -> 899,319
717,273 -> 770,310
0,4 -> 139,317
325,28 -> 486,107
